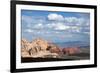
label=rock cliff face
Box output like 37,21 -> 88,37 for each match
31,38 -> 48,51
21,38 -> 60,58
21,39 -> 31,57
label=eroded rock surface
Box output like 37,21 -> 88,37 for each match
21,38 -> 60,58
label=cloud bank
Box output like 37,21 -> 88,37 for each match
21,11 -> 90,42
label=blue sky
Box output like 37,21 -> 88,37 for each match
21,10 -> 90,43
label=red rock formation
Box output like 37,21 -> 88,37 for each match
46,43 -> 62,54
62,47 -> 80,55
50,48 -> 61,54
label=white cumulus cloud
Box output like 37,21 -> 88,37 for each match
33,23 -> 44,29
48,13 -> 64,21
54,23 -> 70,30
46,23 -> 70,30
47,22 -> 81,32
65,17 -> 78,23
24,29 -> 33,33
65,17 -> 89,26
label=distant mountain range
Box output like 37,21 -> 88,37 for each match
52,41 -> 90,48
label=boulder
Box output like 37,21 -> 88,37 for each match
47,44 -> 62,54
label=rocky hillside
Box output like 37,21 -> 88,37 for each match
21,38 -> 61,58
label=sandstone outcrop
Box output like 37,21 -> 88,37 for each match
21,38 -> 60,58
21,39 -> 31,57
